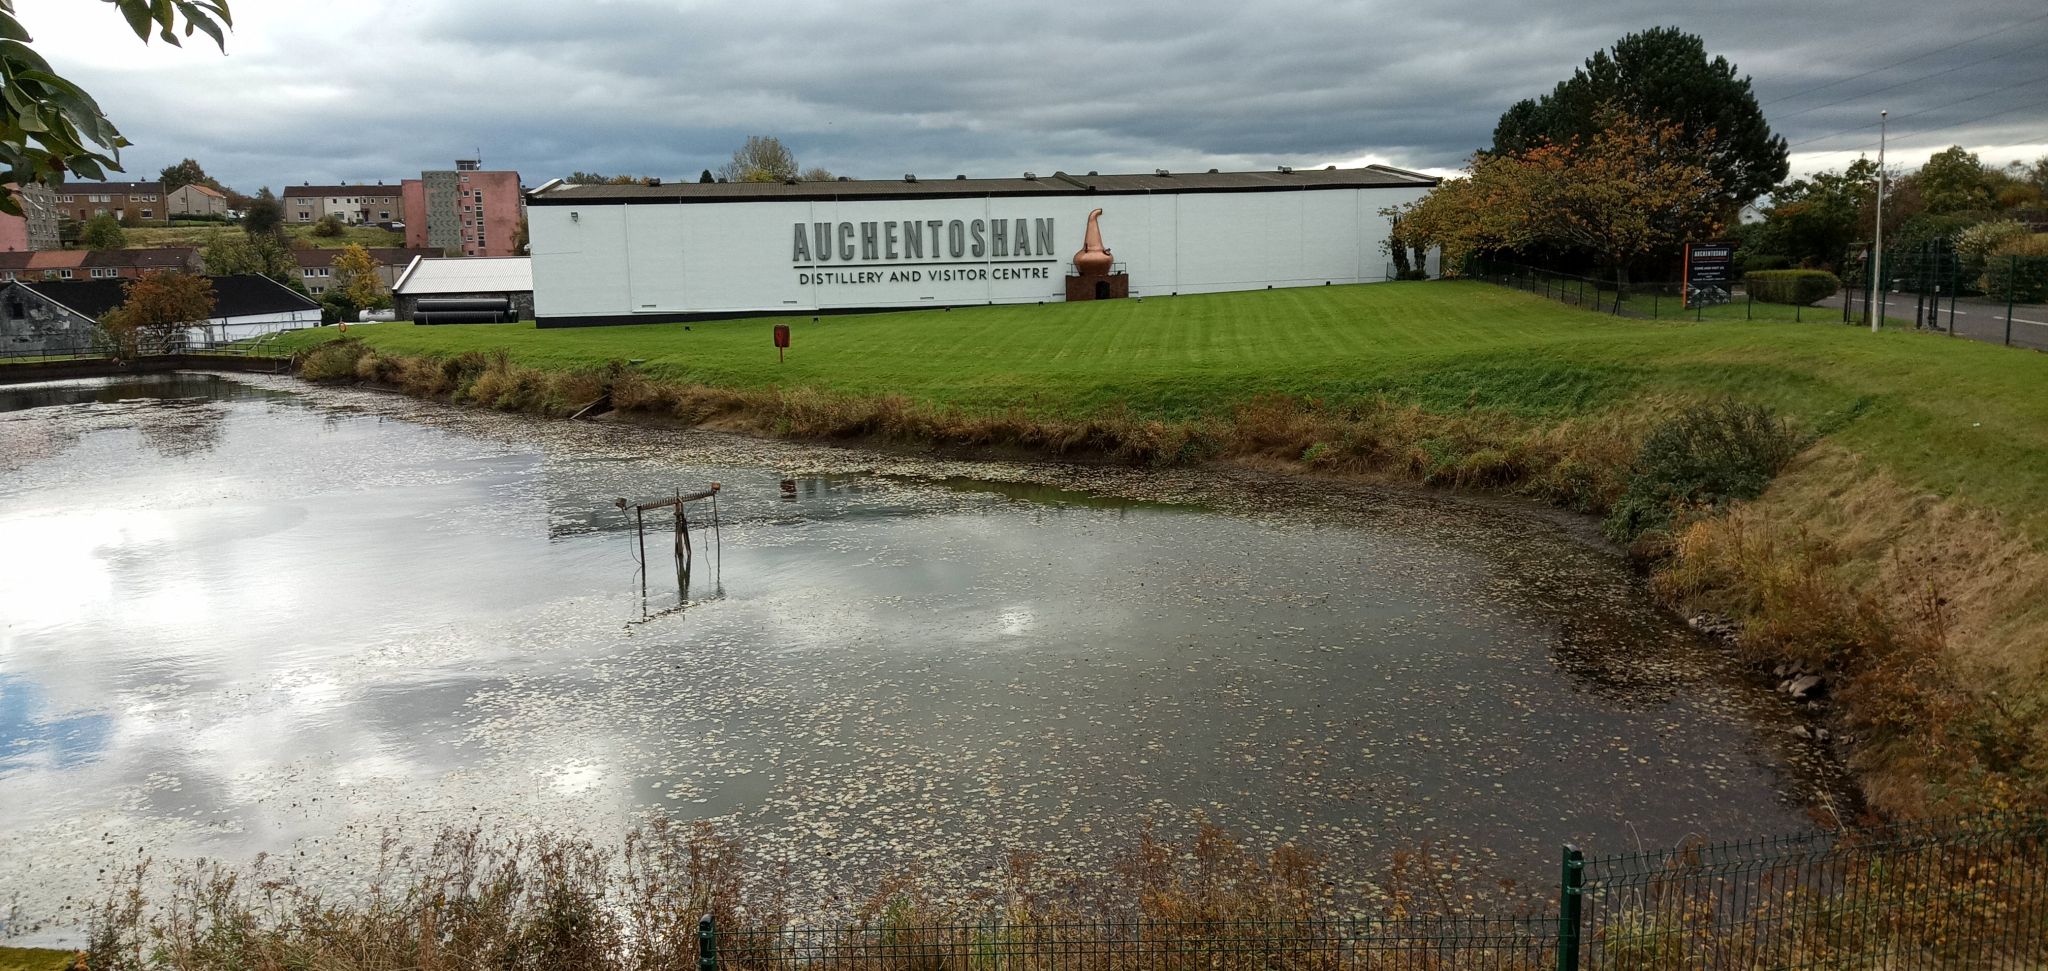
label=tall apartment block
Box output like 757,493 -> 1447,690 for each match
0,184 -> 63,251
401,159 -> 522,257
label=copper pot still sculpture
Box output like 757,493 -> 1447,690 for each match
1072,208 -> 1113,275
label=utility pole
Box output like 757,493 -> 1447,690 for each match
1870,110 -> 1887,334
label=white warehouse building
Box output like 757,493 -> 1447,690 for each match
524,165 -> 1438,328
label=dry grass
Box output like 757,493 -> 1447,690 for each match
1654,447 -> 2048,816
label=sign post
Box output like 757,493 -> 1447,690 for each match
1683,241 -> 1735,310
773,324 -> 790,363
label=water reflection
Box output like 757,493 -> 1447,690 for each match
0,372 -> 1853,941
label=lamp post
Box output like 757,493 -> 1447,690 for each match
1870,110 -> 1887,333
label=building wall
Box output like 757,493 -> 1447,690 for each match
0,185 -> 62,251
0,285 -> 94,352
529,186 -> 1430,324
55,187 -> 170,224
167,186 -> 228,218
186,309 -> 322,347
401,180 -> 428,249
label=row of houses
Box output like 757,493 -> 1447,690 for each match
0,159 -> 524,259
0,246 -> 439,294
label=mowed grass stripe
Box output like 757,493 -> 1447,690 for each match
274,281 -> 2048,540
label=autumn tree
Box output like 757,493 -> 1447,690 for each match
1393,110 -> 1725,290
203,231 -> 303,292
333,244 -> 390,310
0,2 -> 232,216
99,271 -> 215,355
800,166 -> 835,182
80,212 -> 126,249
1490,27 -> 1785,210
721,135 -> 798,183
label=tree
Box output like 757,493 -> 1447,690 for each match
1911,146 -> 1994,215
100,271 -> 215,355
1753,158 -> 1878,270
566,172 -> 654,185
698,169 -> 716,184
0,2 -> 232,216
202,231 -> 303,292
333,243 -> 390,310
80,212 -> 126,249
1489,27 -> 1786,210
721,135 -> 798,183
513,215 -> 529,256
309,213 -> 346,237
800,166 -> 834,182
243,187 -> 283,237
158,158 -> 226,196
1394,110 -> 1724,289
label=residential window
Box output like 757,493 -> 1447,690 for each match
91,268 -> 117,279
141,209 -> 153,219
378,211 -> 390,220
302,269 -> 315,277
318,268 -> 330,277
59,269 -> 73,279
95,208 -> 107,216
299,213 -> 312,221
460,175 -> 469,183
311,285 -> 324,294
59,194 -> 71,203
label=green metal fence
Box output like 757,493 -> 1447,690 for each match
696,814 -> 2047,971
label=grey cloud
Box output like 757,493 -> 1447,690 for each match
33,0 -> 2048,193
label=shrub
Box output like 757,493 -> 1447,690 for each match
309,214 -> 346,238
1980,235 -> 2048,303
1604,399 -> 1799,544
1744,269 -> 1840,306
297,339 -> 371,381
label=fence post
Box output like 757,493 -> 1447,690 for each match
699,914 -> 719,971
1652,291 -> 1659,319
1556,845 -> 1586,971
1747,288 -> 1753,321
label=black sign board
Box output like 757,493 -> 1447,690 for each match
1684,241 -> 1735,307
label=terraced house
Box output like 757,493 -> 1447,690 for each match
283,183 -> 406,226
55,181 -> 169,224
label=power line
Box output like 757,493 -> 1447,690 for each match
1794,101 -> 2048,160
1757,10 -> 2048,107
1784,70 -> 2048,149
1771,37 -> 2048,124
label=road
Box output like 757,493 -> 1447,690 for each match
1816,290 -> 2048,352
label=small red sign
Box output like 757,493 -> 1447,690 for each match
773,324 -> 790,348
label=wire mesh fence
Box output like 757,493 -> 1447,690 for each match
695,814 -> 2046,971
1466,252 -> 2048,352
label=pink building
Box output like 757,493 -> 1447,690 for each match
401,160 -> 522,257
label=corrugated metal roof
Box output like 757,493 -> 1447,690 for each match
394,256 -> 532,295
529,165 -> 1436,205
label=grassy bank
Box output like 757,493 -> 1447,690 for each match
111,223 -> 404,250
0,949 -> 70,971
273,281 -> 2048,814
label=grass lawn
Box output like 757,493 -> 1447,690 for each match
114,223 -> 404,250
271,280 -> 2048,541
0,947 -> 71,971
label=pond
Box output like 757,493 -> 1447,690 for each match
0,372 -> 1848,936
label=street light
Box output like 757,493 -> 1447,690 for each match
1870,110 -> 1887,334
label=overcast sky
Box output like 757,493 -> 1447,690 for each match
17,0 -> 2047,194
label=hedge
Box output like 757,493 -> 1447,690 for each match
1744,269 -> 1840,306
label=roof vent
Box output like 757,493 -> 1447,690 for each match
646,177 -> 662,186
1023,172 -> 1037,180
904,174 -> 917,183
1277,165 -> 1294,174
1154,169 -> 1170,177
